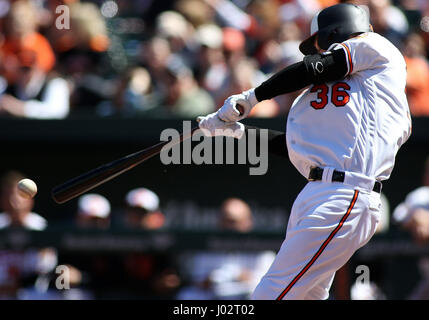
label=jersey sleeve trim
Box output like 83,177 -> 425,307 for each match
339,43 -> 353,75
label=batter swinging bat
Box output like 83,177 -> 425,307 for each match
52,105 -> 248,204
51,126 -> 199,204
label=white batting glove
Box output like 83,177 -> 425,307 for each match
197,112 -> 245,139
217,88 -> 258,122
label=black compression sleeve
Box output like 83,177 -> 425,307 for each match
303,49 -> 348,84
254,49 -> 348,102
255,61 -> 310,101
242,125 -> 288,159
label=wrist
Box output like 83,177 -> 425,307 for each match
243,88 -> 258,107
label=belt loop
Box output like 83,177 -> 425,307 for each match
322,167 -> 335,183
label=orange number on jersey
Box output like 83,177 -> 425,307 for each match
331,82 -> 351,107
310,84 -> 329,109
310,83 -> 351,109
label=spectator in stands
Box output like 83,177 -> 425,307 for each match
210,26 -> 267,108
393,157 -> 429,245
193,23 -> 229,104
220,56 -> 279,117
203,0 -> 292,84
276,21 -> 304,68
222,27 -> 247,68
18,263 -> 94,300
55,194 -> 118,299
0,0 -> 425,120
123,187 -> 166,229
392,156 -> 429,299
122,187 -> 181,299
0,0 -> 55,82
402,32 -> 429,116
146,55 -> 215,118
278,0 -> 321,31
140,36 -> 172,88
48,0 -> 110,54
96,66 -> 161,117
204,0 -> 283,44
176,197 -> 276,300
0,170 -> 57,299
194,25 -> 269,112
155,10 -> 195,66
0,0 -> 70,119
219,197 -> 254,233
49,193 -> 115,299
153,10 -> 197,69
75,194 -> 111,229
271,21 -> 305,114
50,0 -> 111,114
398,0 -> 425,31
176,0 -> 214,29
368,0 -> 408,48
203,0 -> 261,37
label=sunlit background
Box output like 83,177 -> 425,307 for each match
0,0 -> 429,300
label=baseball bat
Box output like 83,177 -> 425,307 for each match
51,126 -> 200,204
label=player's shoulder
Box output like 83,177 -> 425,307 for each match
344,32 -> 405,68
345,32 -> 403,58
345,32 -> 387,45
347,32 -> 385,43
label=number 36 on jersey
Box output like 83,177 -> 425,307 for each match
310,82 -> 351,109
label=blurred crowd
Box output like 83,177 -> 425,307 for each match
2,0 -> 429,301
0,167 -> 398,300
0,0 -> 428,119
0,169 -> 282,299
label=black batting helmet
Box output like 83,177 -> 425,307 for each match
299,3 -> 372,55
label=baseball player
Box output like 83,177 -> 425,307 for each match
197,3 -> 412,300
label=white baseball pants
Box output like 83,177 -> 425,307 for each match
251,180 -> 381,300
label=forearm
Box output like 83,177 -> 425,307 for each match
204,50 -> 348,125
254,49 -> 349,102
255,62 -> 310,101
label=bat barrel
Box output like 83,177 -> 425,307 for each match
51,162 -> 131,204
51,126 -> 199,204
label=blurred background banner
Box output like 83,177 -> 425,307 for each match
0,0 -> 429,300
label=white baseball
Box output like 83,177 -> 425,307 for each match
17,179 -> 38,199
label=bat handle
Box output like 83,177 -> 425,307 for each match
236,104 -> 245,116
196,104 -> 245,124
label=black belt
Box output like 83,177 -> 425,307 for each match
308,167 -> 382,193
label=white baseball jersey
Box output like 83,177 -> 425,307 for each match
252,32 -> 411,300
286,32 -> 412,182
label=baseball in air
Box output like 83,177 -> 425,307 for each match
17,179 -> 38,199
